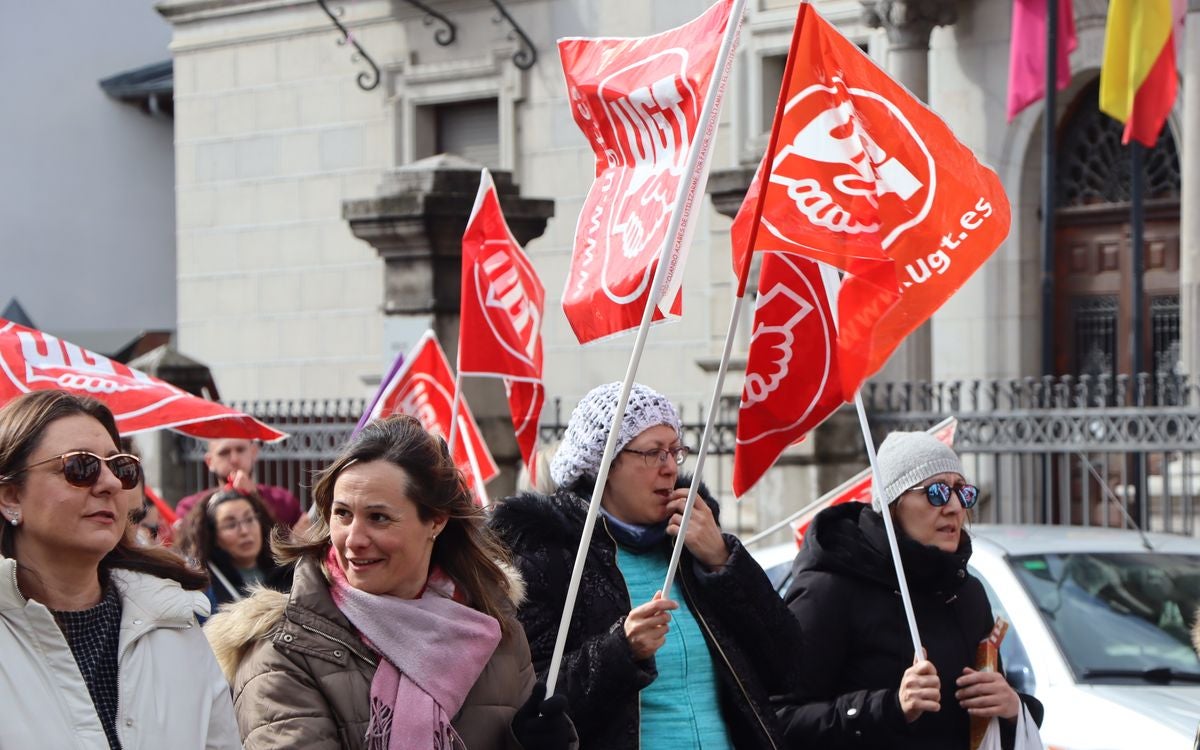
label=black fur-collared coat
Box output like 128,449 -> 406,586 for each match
775,502 -> 1043,750
489,477 -> 802,750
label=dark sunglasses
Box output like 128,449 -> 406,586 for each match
1,451 -> 143,490
906,481 -> 979,509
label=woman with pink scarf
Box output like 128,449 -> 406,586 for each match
205,415 -> 575,750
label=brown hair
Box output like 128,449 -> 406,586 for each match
276,415 -> 516,630
176,488 -> 276,574
0,390 -> 207,590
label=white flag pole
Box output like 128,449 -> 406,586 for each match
741,415 -> 957,548
660,292 -> 747,594
458,414 -> 491,507
659,0 -> 814,590
449,171 -> 489,468
447,372 -> 464,456
818,264 -> 923,656
852,392 -> 923,656
544,321 -> 653,696
545,0 -> 746,697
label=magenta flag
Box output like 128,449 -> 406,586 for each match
1007,0 -> 1077,122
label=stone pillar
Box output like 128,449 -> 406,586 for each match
343,154 -> 554,498
861,0 -> 960,384
860,0 -> 960,100
1182,0 -> 1200,380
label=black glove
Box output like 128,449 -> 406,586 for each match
511,680 -> 574,750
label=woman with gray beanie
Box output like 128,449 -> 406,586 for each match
774,431 -> 1042,750
490,382 -> 802,750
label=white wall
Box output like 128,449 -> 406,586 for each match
166,0 -> 395,398
160,0 -> 1037,530
0,1 -> 176,333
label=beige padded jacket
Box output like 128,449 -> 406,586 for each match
205,556 -> 537,750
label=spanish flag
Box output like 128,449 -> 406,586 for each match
1099,0 -> 1179,147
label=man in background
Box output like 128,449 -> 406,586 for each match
174,438 -> 302,530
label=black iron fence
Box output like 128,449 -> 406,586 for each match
177,396 -> 755,525
177,373 -> 1200,536
179,399 -> 367,510
860,374 -> 1200,535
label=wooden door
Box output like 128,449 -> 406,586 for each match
1053,206 -> 1180,379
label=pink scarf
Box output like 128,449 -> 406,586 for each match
325,547 -> 501,750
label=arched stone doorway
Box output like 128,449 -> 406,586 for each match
1053,79 -> 1182,380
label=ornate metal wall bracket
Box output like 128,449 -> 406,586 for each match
399,0 -> 458,46
489,0 -> 537,70
316,0 -> 382,91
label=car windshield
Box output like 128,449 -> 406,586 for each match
1009,552 -> 1200,682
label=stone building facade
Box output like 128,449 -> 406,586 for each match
157,0 -> 1198,530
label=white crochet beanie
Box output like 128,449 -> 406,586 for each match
875,431 -> 964,508
550,382 -> 682,489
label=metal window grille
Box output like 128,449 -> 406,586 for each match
1073,295 -> 1118,384
175,375 -> 1200,538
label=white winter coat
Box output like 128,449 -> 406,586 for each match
0,557 -> 242,749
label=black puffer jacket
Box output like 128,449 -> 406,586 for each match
490,477 -> 801,750
775,502 -> 1043,749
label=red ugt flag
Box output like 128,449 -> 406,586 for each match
458,168 -> 546,482
732,253 -> 845,497
741,5 -> 1011,395
505,379 -> 544,485
0,320 -> 285,442
558,0 -> 736,343
459,168 -> 545,382
364,330 -> 499,488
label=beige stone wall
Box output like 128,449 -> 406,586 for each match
165,0 -> 873,402
926,0 -> 1037,382
159,0 -> 869,523
168,0 -> 397,399
165,0 -> 1099,530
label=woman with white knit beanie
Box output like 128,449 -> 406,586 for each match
775,430 -> 1044,750
490,381 -> 803,750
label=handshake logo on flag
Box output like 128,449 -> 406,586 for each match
742,279 -> 817,406
768,76 -> 934,252
558,0 -> 733,344
569,52 -> 700,305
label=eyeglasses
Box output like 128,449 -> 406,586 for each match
0,451 -> 142,490
216,515 -> 260,534
620,446 -> 689,468
906,481 -> 979,509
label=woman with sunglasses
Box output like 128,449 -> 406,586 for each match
204,415 -> 574,749
0,389 -> 240,749
775,431 -> 1042,750
177,488 -> 287,610
491,382 -> 802,749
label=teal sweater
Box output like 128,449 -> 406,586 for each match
616,544 -> 734,749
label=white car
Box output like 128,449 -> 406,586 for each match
969,525 -> 1200,750
751,524 -> 1200,750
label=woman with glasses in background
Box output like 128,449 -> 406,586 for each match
491,382 -> 802,749
775,431 -> 1042,750
0,389 -> 239,749
177,488 -> 287,610
205,414 -> 573,750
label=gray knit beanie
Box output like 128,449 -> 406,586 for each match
550,382 -> 682,489
875,431 -> 964,508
